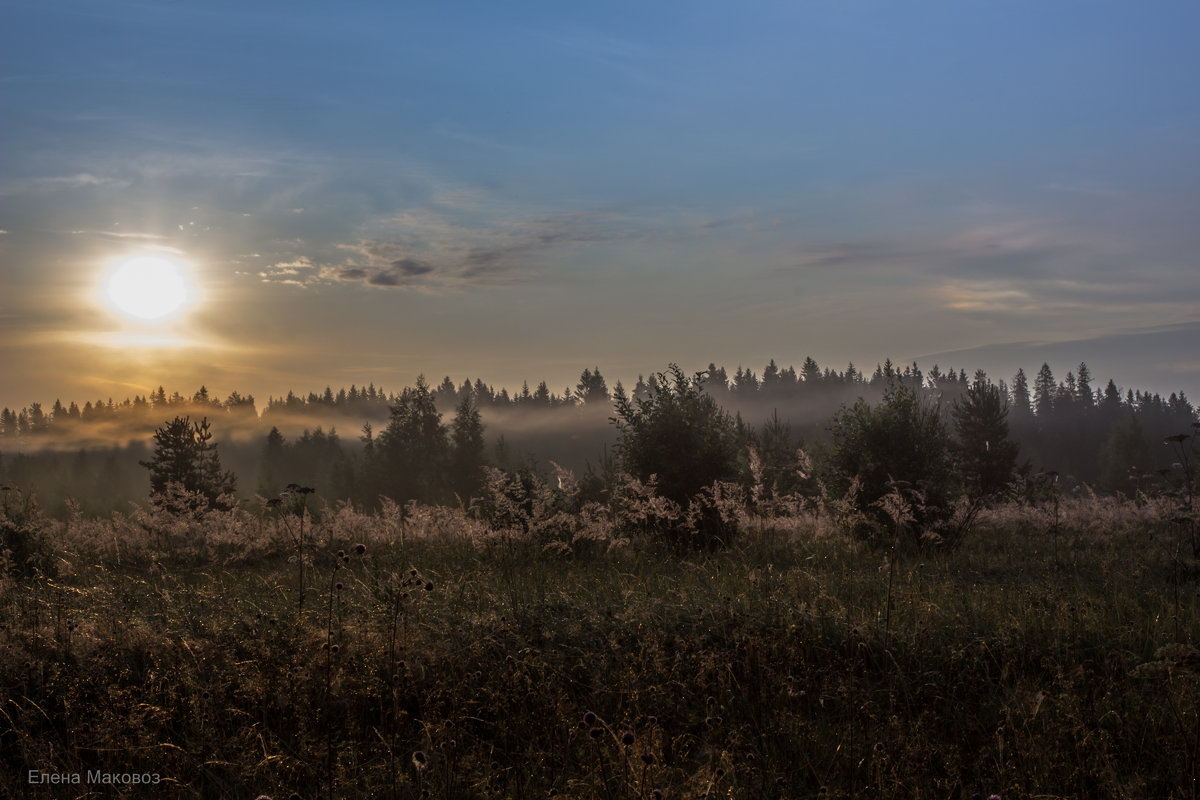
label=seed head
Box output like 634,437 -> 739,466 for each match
589,727 -> 603,740
651,791 -> 663,800
337,549 -> 346,558
621,731 -> 635,746
874,741 -> 885,753
354,543 -> 366,555
412,750 -> 427,768
425,581 -> 434,591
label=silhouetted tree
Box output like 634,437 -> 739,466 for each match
612,365 -> 741,546
140,416 -> 237,512
821,380 -> 959,547
373,376 -> 449,505
449,394 -> 486,501
953,375 -> 1020,500
576,367 -> 611,405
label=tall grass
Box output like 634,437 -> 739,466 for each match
2,477 -> 1199,798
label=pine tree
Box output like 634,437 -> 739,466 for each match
953,376 -> 1020,499
373,376 -> 449,504
449,394 -> 487,501
140,416 -> 237,512
1033,363 -> 1056,418
576,367 -> 611,404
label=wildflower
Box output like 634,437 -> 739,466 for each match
715,768 -> 725,779
337,549 -> 346,558
874,741 -> 885,753
641,754 -> 655,765
583,711 -> 597,726
647,715 -> 658,726
412,750 -> 427,768
589,727 -> 603,740
621,731 -> 635,746
355,543 -> 366,555
335,582 -> 344,592
425,581 -> 434,591
652,791 -> 663,800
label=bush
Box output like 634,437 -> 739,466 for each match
820,381 -> 960,548
0,486 -> 55,579
611,365 -> 741,548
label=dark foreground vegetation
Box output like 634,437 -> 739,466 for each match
4,470 -> 1200,798
2,362 -> 1198,797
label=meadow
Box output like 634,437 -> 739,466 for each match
2,477 -> 1199,800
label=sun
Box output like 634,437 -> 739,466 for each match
105,254 -> 193,321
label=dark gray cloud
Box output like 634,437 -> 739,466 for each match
263,210 -> 627,292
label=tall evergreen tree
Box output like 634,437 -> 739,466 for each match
373,376 -> 449,505
1033,363 -> 1056,418
952,376 -> 1020,499
576,367 -> 611,404
449,394 -> 487,501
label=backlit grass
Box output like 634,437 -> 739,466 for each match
2,488 -> 1199,798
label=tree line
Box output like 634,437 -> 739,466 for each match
2,359 -> 1196,519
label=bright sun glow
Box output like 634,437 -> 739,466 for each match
105,255 -> 192,320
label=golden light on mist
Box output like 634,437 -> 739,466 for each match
103,254 -> 194,321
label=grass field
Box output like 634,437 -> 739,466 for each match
3,485 -> 1199,799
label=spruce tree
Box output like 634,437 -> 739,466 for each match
140,416 -> 237,512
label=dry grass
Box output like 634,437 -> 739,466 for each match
2,481 -> 1200,799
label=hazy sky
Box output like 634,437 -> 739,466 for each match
3,0 -> 1199,413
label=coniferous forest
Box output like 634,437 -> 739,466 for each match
3,358 -> 1200,799
2,357 -> 1195,518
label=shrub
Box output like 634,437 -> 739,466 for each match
819,380 -> 960,547
611,365 -> 741,547
0,485 -> 55,579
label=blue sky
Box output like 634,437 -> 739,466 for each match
3,0 -> 1199,411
